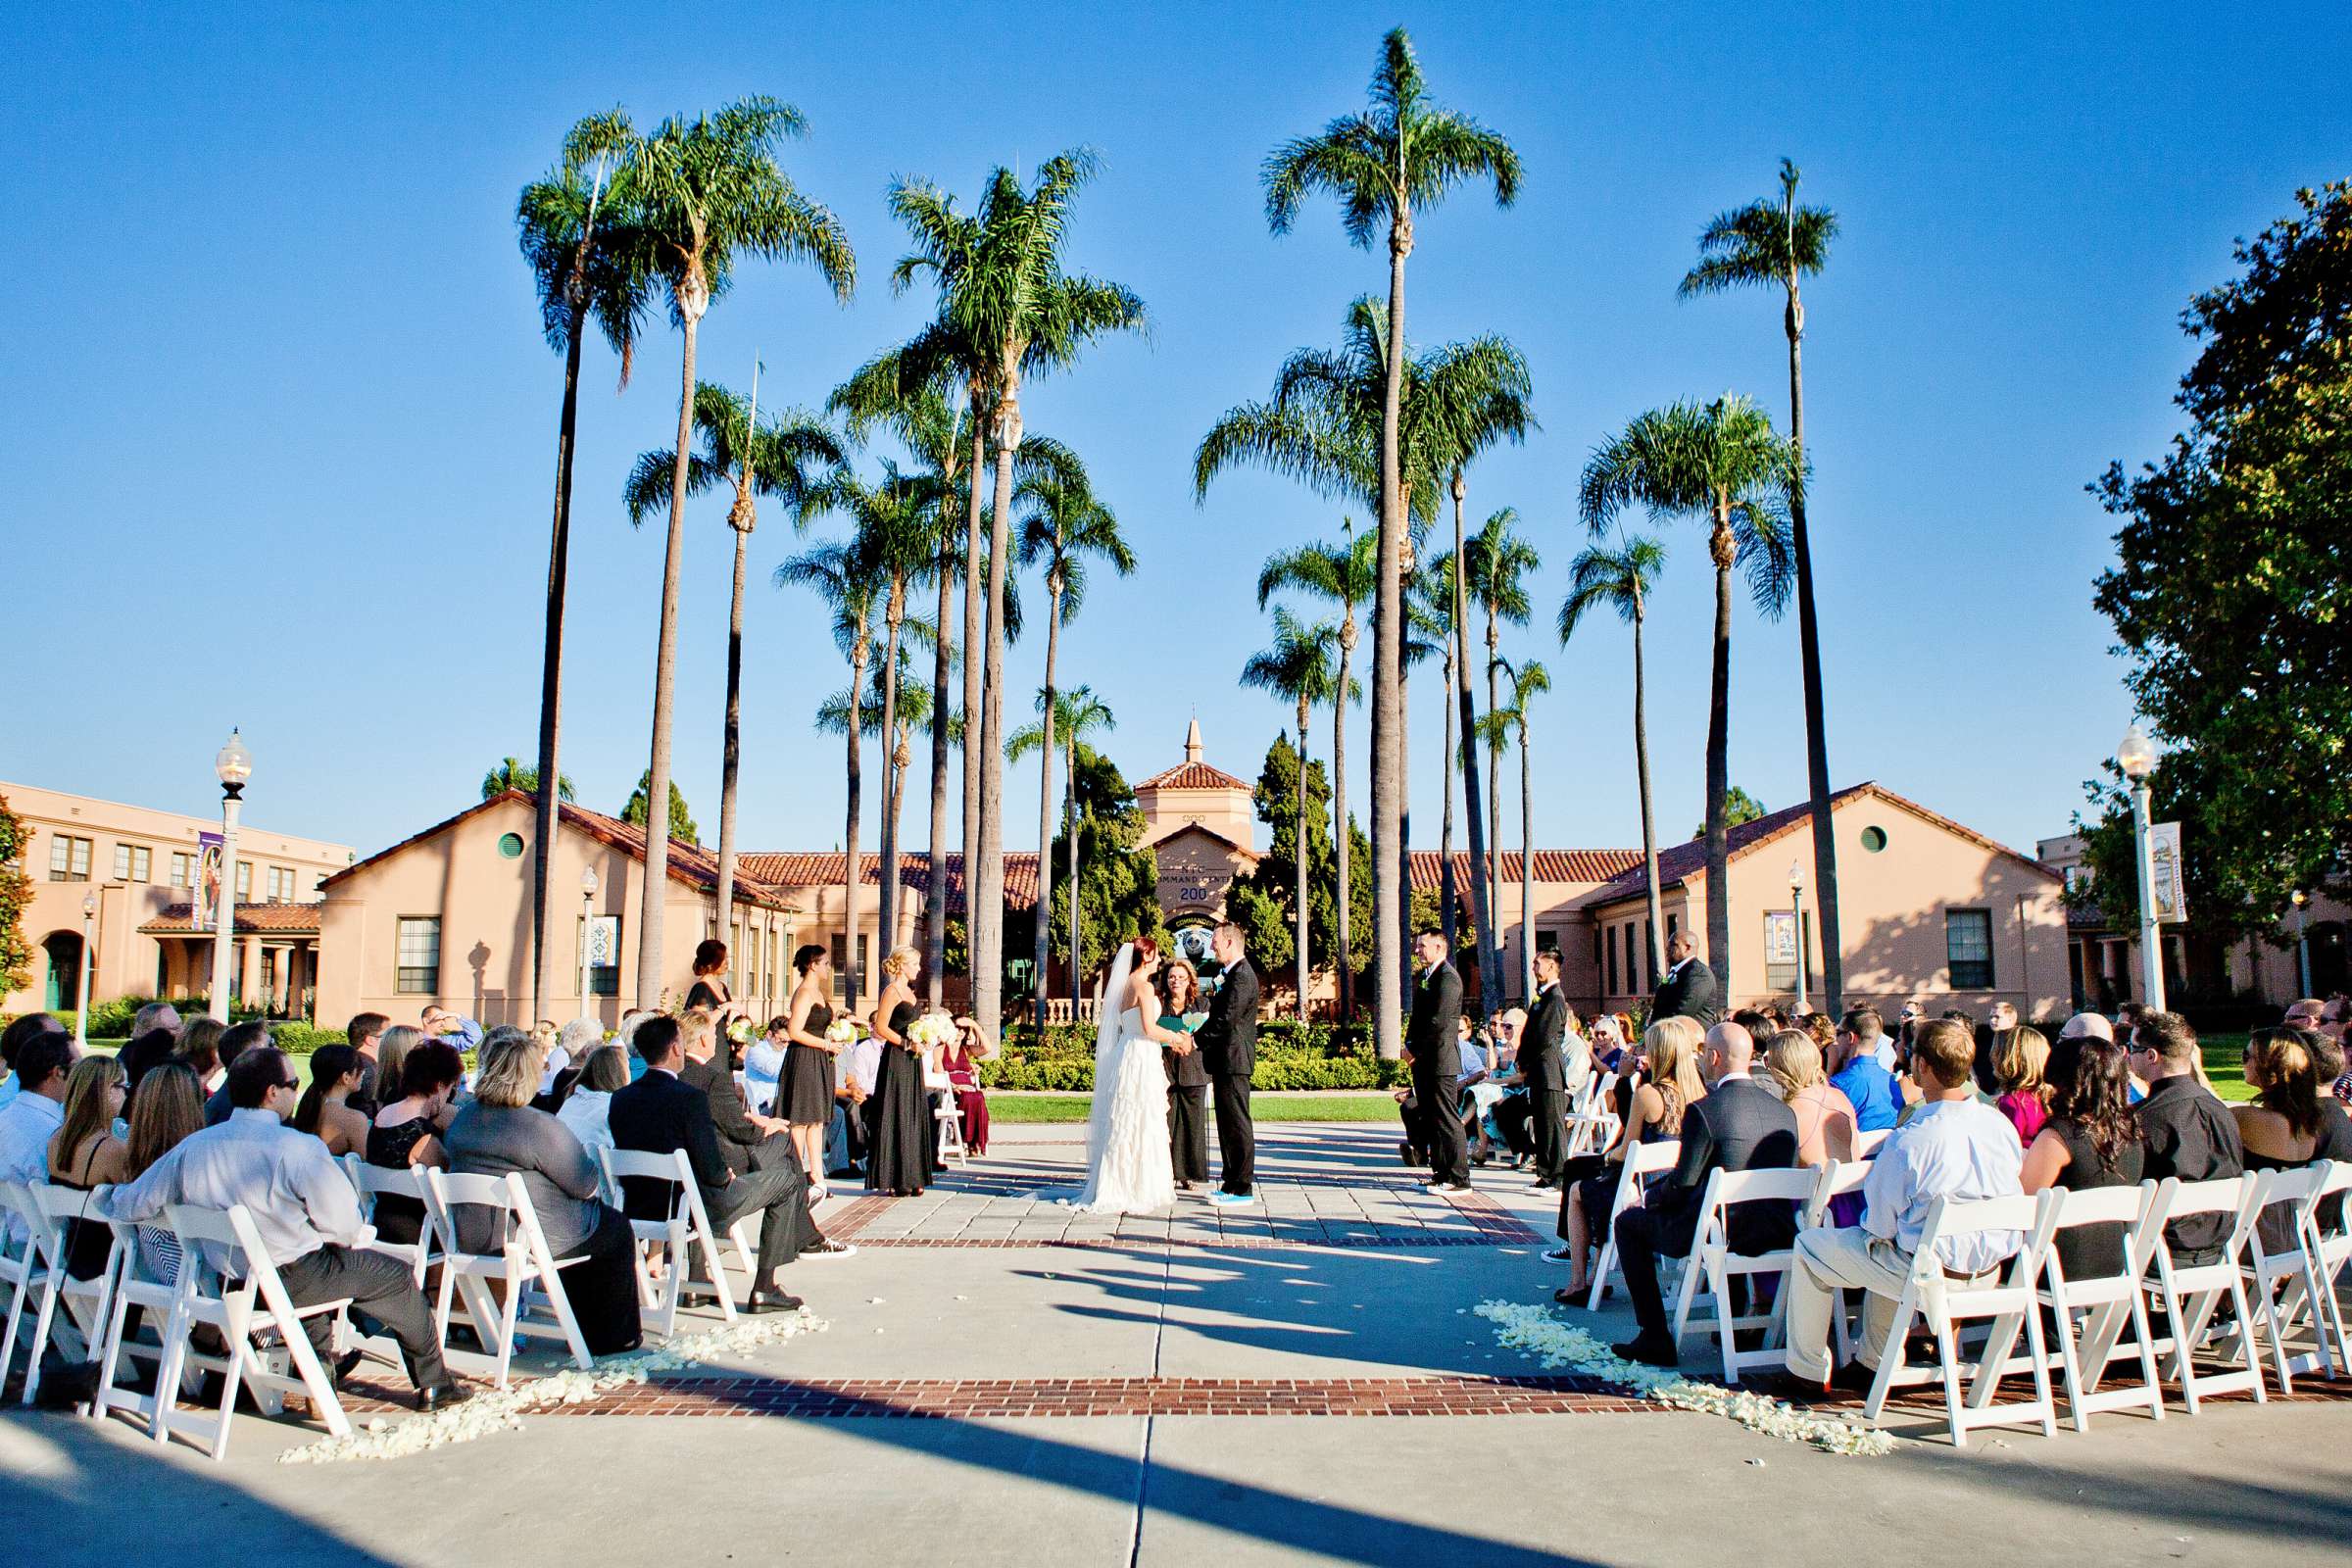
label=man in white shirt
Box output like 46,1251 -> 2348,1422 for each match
0,1032 -> 75,1248
0,1012 -> 70,1115
104,1047 -> 468,1411
1778,1018 -> 2024,1393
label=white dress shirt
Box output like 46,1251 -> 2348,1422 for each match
0,1072 -> 21,1113
0,1090 -> 65,1247
104,1107 -> 368,1271
847,1037 -> 883,1099
1861,1098 -> 2024,1275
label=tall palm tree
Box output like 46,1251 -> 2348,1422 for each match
1415,552 -> 1463,952
514,109 -> 652,1020
1007,687 -> 1114,1016
777,539 -> 879,1004
626,95 -> 855,1004
1580,398 -> 1793,990
891,152 -> 1145,1042
1680,161 -> 1844,1009
481,758 -> 574,802
1015,461 -> 1132,1026
623,381 -> 842,938
1255,522 -> 1376,1015
1559,536 -> 1670,986
817,651 -> 933,918
1262,26 -> 1521,1062
1486,659 -> 1549,1002
1243,610 -> 1347,1019
1464,505 -> 1538,978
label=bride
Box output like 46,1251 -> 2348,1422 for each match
1064,937 -> 1185,1213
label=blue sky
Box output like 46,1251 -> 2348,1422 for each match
7,2 -> 2346,867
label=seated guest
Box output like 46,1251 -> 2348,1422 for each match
1761,1028 -> 1855,1167
2132,1011 -> 2245,1265
121,1063 -> 206,1291
1546,1016 -> 1705,1302
291,1045 -> 370,1156
0,1011 -> 66,1112
1781,1019 -> 2024,1394
535,1017 -> 604,1111
2235,1027 -> 2327,1252
1840,1004 -> 1897,1074
676,1007 -> 804,1178
610,1016 -> 829,1315
204,1020 -> 272,1126
1830,1006 -> 1902,1133
172,1015 -> 227,1095
1993,1026 -> 2053,1147
1587,1013 -> 1629,1076
2021,1036 -> 2146,1282
420,1004 -> 483,1054
556,1045 -> 630,1168
443,1029 -> 641,1355
370,1025 -> 422,1115
1973,1001 -> 2020,1096
117,1003 -> 184,1099
0,1031 -> 75,1248
366,1039 -> 466,1248
943,1017 -> 992,1157
1611,1022 -> 1801,1366
105,1047 -> 467,1409
743,1016 -> 789,1116
47,1055 -> 129,1280
345,1011 -> 391,1115
2299,1029 -> 2351,1226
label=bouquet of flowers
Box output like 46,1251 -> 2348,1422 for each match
823,1018 -> 859,1052
906,1011 -> 957,1052
725,1017 -> 756,1047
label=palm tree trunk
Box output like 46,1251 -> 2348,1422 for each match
1786,285 -> 1841,1012
1033,581 -> 1061,1029
1065,739 -> 1079,1018
877,589 -> 906,958
715,519 -> 750,947
636,288 -> 703,1007
1333,625 -> 1352,1019
1484,606 -> 1503,992
925,536 -> 955,1010
531,297 -> 588,1023
1439,643 -> 1457,951
1633,602 -> 1664,983
1704,519 -> 1735,995
959,414 -> 987,1010
1519,717 -> 1535,1003
1370,217 -> 1409,1062
1295,704 -> 1311,1021
845,648 -> 866,1009
975,380 -> 1020,1044
1449,476 -> 1497,1009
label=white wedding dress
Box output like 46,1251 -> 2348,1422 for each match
1062,945 -> 1177,1214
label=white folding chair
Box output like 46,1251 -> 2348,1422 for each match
2037,1181 -> 2168,1430
1563,1073 -> 1620,1159
596,1147 -> 736,1337
2142,1173 -> 2269,1413
931,1081 -> 969,1170
2286,1160 -> 2352,1379
90,1213 -> 195,1439
4,1182 -> 125,1405
425,1169 -> 594,1388
345,1159 -> 445,1289
2240,1162 -> 2337,1393
1852,1127 -> 1890,1160
1666,1166 -> 1816,1383
1799,1159 -> 1876,1366
1585,1138 -> 1680,1308
1860,1191 -> 2062,1447
147,1203 -> 354,1461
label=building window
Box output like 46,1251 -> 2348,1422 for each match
265,866 -> 296,902
830,933 -> 870,1000
1946,908 -> 1994,989
170,851 -> 193,888
1765,911 -> 1815,995
114,843 -> 152,883
1860,825 -> 1888,854
235,860 -> 252,900
496,832 -> 525,859
49,835 -> 92,882
1643,920 -> 1656,992
1605,923 -> 1620,996
395,917 -> 441,994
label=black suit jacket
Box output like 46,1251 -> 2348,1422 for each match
1406,962 -> 1463,1079
1197,958 -> 1258,1078
1650,957 -> 1720,1028
607,1069 -> 731,1221
680,1052 -> 776,1178
1518,985 -> 1569,1092
1648,1076 -> 1801,1257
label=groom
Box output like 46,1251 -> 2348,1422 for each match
1196,921 -> 1258,1205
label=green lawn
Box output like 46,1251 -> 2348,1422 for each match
989,1091 -> 1401,1124
2200,1031 -> 2253,1102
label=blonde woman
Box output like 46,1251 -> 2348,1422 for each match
1549,1016 -> 1705,1303
1993,1026 -> 2054,1146
1762,1028 -> 1856,1166
864,946 -> 934,1196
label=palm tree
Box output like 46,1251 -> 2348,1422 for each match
1559,536 -> 1670,986
889,152 -> 1144,1044
626,95 -> 854,1005
1262,26 -> 1521,1062
777,539 -> 879,1004
1415,551 -> 1463,952
1015,461 -> 1133,1026
624,381 -> 842,939
1243,611 -> 1347,1019
1580,398 -> 1793,990
1255,522 -> 1376,1015
514,109 -> 652,1020
1007,687 -> 1114,1017
1485,659 -> 1549,1001
1464,505 -> 1538,979
1680,161 -> 1844,1010
481,758 -> 574,803
817,652 -> 934,917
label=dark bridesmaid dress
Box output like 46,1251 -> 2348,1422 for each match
865,999 -> 935,1196
783,999 -> 838,1126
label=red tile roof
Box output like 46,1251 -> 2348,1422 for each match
139,902 -> 322,936
1134,760 -> 1251,794
738,852 -> 1042,914
1407,850 -> 1644,890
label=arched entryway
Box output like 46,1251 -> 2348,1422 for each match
42,931 -> 83,1011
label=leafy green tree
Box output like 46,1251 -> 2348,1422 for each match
1261,26 -> 1521,1066
1681,158 -> 1844,1008
481,758 -> 575,803
620,769 -> 698,844
1239,734 -> 1370,1002
1582,397 -> 1792,989
1699,786 -> 1768,839
0,795 -> 34,995
1561,535 -> 1669,982
1487,658 -> 1549,1002
2090,180 -> 2352,933
626,95 -> 854,1002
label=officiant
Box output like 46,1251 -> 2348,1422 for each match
1159,957 -> 1210,1190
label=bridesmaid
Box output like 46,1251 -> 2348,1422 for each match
865,946 -> 935,1197
782,944 -> 841,1193
684,939 -> 739,1029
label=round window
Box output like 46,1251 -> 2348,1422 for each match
1859,825 -> 1887,854
497,832 -> 526,859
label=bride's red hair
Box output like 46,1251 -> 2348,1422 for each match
1131,937 -> 1159,965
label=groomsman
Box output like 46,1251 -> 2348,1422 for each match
1196,922 -> 1259,1204
1407,929 -> 1470,1192
1518,951 -> 1576,1188
1650,930 -> 1720,1028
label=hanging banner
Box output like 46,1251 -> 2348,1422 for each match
2148,821 -> 2187,924
580,915 -> 619,985
192,832 -> 224,932
1764,910 -> 1799,966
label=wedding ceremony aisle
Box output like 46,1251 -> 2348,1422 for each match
6,1122 -> 2349,1567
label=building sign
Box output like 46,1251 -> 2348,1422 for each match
192,832 -> 224,932
1763,910 -> 1799,967
2149,821 -> 2187,924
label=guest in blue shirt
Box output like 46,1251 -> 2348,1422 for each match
1832,1007 -> 1903,1132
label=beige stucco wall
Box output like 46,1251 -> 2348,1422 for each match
1139,783 -> 1254,854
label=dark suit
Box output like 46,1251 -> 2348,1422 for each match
609,1068 -> 809,1286
681,1052 -> 800,1178
1615,1075 -> 1800,1342
1517,984 -> 1573,1184
1650,956 -> 1719,1028
1196,957 -> 1258,1194
1407,960 -> 1468,1186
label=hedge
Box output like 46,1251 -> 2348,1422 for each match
979,1018 -> 1407,1092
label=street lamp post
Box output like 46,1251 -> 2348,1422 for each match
1788,859 -> 1808,1014
2117,722 -> 2164,1012
2291,889 -> 2312,998
208,728 -> 252,1022
579,865 -> 600,1018
74,892 -> 96,1050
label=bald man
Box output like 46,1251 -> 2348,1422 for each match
1608,1021 -> 1801,1367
